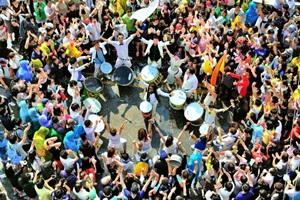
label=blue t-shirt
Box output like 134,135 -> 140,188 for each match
235,187 -> 254,200
87,23 -> 101,41
194,138 -> 207,150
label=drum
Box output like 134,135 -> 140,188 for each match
139,101 -> 152,119
88,114 -> 105,133
83,77 -> 103,99
199,124 -> 209,135
100,62 -> 113,75
184,102 -> 204,126
83,98 -> 102,113
113,66 -> 135,86
169,89 -> 187,110
140,65 -> 163,85
169,155 -> 183,167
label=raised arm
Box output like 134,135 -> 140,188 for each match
102,117 -> 111,134
176,123 -> 189,144
154,124 -> 166,144
21,124 -> 31,144
119,120 -> 128,135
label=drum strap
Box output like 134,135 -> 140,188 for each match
96,50 -> 104,63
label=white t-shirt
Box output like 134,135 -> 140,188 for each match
72,188 -> 90,200
60,156 -> 76,169
262,173 -> 274,188
217,182 -> 235,200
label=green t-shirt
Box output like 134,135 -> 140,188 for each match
34,2 -> 47,21
122,14 -> 136,32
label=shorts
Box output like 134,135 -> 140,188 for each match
5,20 -> 13,33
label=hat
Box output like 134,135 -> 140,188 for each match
227,30 -> 234,36
288,24 -> 295,32
270,108 -> 278,114
38,27 -> 46,34
225,151 -> 232,158
191,38 -> 198,44
66,118 -> 76,128
286,48 -> 293,55
175,23 -> 182,30
160,150 -> 168,159
41,98 -> 49,105
45,22 -> 53,29
131,183 -> 139,194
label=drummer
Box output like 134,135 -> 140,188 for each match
137,77 -> 172,117
182,67 -> 199,99
101,30 -> 139,68
83,114 -> 103,143
68,56 -> 91,88
89,40 -> 107,77
164,46 -> 186,87
140,35 -> 170,69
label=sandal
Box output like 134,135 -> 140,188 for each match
136,51 -> 140,57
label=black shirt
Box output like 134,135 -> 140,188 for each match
149,45 -> 160,62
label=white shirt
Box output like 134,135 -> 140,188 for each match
108,35 -> 134,59
60,157 -> 76,169
290,156 -> 300,171
9,55 -> 22,69
182,73 -> 198,96
217,182 -> 235,200
141,38 -> 170,58
72,188 -> 90,200
255,16 -> 268,34
68,56 -> 88,81
221,134 -> 237,151
0,65 -> 10,78
139,80 -> 170,105
262,173 -> 274,188
67,85 -> 81,107
44,4 -> 56,19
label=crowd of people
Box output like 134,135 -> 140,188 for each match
0,0 -> 299,199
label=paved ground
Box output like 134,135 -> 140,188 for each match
0,47 -> 232,200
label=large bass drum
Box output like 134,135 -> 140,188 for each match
113,66 -> 135,86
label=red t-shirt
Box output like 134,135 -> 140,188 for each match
290,126 -> 300,139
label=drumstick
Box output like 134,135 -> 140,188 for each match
166,82 -> 172,91
198,92 -> 203,102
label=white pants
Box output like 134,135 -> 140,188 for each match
148,58 -> 162,68
115,58 -> 132,68
94,63 -> 100,77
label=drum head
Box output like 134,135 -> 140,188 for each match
184,102 -> 204,121
199,124 -> 209,135
141,65 -> 158,82
113,66 -> 134,86
84,77 -> 103,93
100,62 -> 113,74
139,101 -> 152,113
83,98 -> 101,113
170,90 -> 187,105
88,114 -> 105,132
